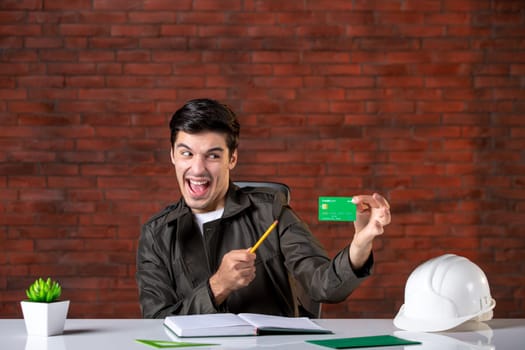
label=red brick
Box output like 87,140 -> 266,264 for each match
193,0 -> 241,11
142,0 -> 191,10
467,101 -> 514,113
27,88 -> 76,100
89,37 -> 138,49
252,52 -> 300,63
44,0 -> 90,9
177,11 -> 225,24
0,35 -> 23,48
128,11 -> 176,23
492,0 -> 525,11
433,50 -> 485,63
123,63 -> 171,75
0,25 -> 41,36
423,38 -> 470,50
473,12 -> 521,26
114,50 -> 149,62
447,24 -> 492,38
46,62 -> 96,75
345,25 -> 395,38
366,101 -> 415,113
93,0 -> 142,10
475,76 -> 521,88
424,12 -> 470,24
328,76 -> 375,88
1,62 -> 45,75
362,63 -> 409,75
58,24 -> 108,36
380,77 -> 426,89
417,101 -> 466,113
427,77 -> 474,89
297,88 -> 345,101
387,51 -> 437,63
0,88 -> 26,99
111,25 -> 160,37
37,49 -> 77,62
0,0 -> 42,10
24,37 -> 63,48
442,89 -> 490,101
443,0 -> 491,11
352,0 -> 403,11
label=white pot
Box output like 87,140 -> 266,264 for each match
20,300 -> 70,337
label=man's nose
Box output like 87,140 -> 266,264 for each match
192,155 -> 206,173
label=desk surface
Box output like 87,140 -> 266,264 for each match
1,318 -> 524,350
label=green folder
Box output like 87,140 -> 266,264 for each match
306,335 -> 421,349
135,339 -> 217,348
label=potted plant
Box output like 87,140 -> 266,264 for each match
20,277 -> 69,336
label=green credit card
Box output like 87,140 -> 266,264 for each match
318,197 -> 356,221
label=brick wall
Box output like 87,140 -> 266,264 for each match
1,0 -> 524,319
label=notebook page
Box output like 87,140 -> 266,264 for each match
238,313 -> 328,332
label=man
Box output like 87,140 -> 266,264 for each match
136,98 -> 391,318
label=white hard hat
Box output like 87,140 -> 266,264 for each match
393,254 -> 496,332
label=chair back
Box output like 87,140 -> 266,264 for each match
234,181 -> 291,204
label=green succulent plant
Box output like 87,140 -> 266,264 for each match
25,277 -> 62,303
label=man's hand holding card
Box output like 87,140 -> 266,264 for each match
319,193 -> 391,271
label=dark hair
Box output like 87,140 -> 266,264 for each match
169,98 -> 240,155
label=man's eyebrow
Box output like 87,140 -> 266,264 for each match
175,143 -> 225,153
207,147 -> 225,153
175,142 -> 191,149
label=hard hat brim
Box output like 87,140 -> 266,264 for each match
393,298 -> 496,332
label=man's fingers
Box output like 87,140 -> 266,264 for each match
352,193 -> 390,210
373,193 -> 390,209
376,207 -> 391,226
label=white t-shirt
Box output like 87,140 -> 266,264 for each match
193,208 -> 224,235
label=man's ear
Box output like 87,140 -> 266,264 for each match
170,147 -> 176,166
229,149 -> 238,170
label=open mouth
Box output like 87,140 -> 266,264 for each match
186,178 -> 210,197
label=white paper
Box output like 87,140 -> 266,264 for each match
238,313 -> 328,332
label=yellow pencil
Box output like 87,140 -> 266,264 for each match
249,220 -> 279,253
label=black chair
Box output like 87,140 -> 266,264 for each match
234,181 -> 322,318
234,181 -> 291,204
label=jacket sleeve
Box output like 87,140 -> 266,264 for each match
136,223 -> 219,318
279,206 -> 373,303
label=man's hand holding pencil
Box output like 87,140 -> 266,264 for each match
208,220 -> 279,306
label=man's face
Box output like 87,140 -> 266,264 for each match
170,131 -> 237,214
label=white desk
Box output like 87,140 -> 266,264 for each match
1,318 -> 524,350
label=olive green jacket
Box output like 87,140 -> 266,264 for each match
136,184 -> 373,318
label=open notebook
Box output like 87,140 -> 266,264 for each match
164,313 -> 332,337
